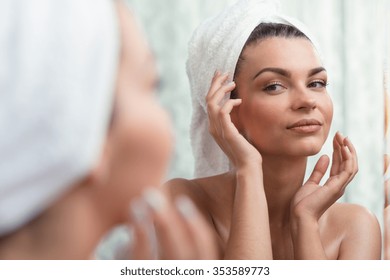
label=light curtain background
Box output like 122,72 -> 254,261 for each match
97,0 -> 389,257
383,1 -> 390,260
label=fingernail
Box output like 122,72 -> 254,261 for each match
143,188 -> 167,213
227,81 -> 235,86
214,70 -> 219,77
175,196 -> 196,219
113,225 -> 134,259
130,198 -> 148,223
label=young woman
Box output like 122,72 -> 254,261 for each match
164,0 -> 381,259
0,0 -> 215,260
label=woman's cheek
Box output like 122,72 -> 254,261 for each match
128,99 -> 172,183
323,94 -> 334,120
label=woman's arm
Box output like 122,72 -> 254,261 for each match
206,71 -> 272,259
225,164 -> 272,259
290,216 -> 327,259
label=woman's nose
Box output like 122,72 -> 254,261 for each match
291,87 -> 317,111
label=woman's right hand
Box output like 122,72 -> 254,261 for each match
206,71 -> 262,169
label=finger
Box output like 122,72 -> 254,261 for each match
175,196 -> 218,259
343,137 -> 356,157
330,132 -> 342,176
335,131 -> 350,162
335,131 -> 345,147
207,81 -> 236,110
206,78 -> 235,137
344,137 -> 358,172
219,99 -> 242,138
207,81 -> 236,134
340,141 -> 352,161
212,70 -> 220,80
210,70 -> 221,84
207,88 -> 239,161
323,145 -> 354,195
333,132 -> 355,184
206,72 -> 230,101
216,99 -> 243,161
208,71 -> 223,96
143,189 -> 192,260
336,133 -> 353,165
305,155 -> 329,185
339,140 -> 353,178
342,137 -> 358,184
130,224 -> 154,260
129,199 -> 156,260
323,169 -> 350,198
334,132 -> 355,168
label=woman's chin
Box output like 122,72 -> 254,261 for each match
278,142 -> 323,157
295,143 -> 323,156
255,138 -> 325,158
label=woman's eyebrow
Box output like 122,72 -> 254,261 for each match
308,67 -> 326,77
253,67 -> 291,80
253,66 -> 327,80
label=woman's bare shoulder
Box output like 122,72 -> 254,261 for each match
163,177 -> 208,198
325,203 -> 380,235
328,202 -> 379,225
326,203 -> 382,259
163,177 -> 197,196
162,176 -> 215,213
163,174 -> 233,218
163,174 -> 228,198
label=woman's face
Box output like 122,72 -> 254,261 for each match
232,37 -> 333,158
102,3 -> 172,222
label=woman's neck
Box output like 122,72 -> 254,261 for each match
0,184 -> 110,259
261,155 -> 307,227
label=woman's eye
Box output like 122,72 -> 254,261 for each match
263,83 -> 285,93
308,80 -> 328,88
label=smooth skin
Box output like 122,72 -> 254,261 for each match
165,37 -> 381,259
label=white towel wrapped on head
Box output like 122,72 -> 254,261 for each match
0,0 -> 119,236
187,0 -> 320,178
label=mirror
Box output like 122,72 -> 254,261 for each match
124,0 -> 389,259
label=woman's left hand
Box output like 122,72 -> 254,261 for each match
291,132 -> 358,222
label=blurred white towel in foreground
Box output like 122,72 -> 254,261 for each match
0,0 -> 119,236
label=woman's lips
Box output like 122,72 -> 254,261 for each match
287,119 -> 322,133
